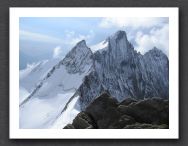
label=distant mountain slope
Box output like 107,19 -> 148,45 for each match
20,59 -> 60,92
19,59 -> 61,103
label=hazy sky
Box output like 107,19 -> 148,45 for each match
19,17 -> 169,69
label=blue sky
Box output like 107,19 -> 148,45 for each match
19,17 -> 169,69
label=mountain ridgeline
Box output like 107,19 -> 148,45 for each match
77,30 -> 169,110
19,30 -> 169,129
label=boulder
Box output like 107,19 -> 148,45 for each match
119,98 -> 137,106
72,112 -> 95,129
64,95 -> 169,129
108,114 -> 136,129
85,92 -> 121,128
117,97 -> 169,125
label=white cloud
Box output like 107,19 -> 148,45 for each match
135,24 -> 169,56
20,30 -> 63,44
64,30 -> 95,45
53,46 -> 63,59
99,17 -> 169,56
99,17 -> 167,29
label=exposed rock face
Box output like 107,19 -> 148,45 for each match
85,93 -> 120,129
142,48 -> 169,98
62,40 -> 93,74
64,93 -> 169,129
117,97 -> 169,125
72,112 -> 95,129
78,30 -> 169,110
119,97 -> 137,106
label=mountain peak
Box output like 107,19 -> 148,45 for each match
76,40 -> 87,47
62,39 -> 93,74
144,47 -> 167,60
69,39 -> 92,55
110,30 -> 127,41
149,47 -> 164,55
152,46 -> 160,51
106,30 -> 133,61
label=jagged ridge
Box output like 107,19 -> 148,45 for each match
78,30 -> 169,110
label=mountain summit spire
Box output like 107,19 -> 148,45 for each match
110,30 -> 128,41
76,40 -> 87,47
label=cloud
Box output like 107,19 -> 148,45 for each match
53,46 -> 63,59
64,30 -> 95,45
20,29 -> 95,49
20,30 -> 63,44
99,17 -> 167,29
134,23 -> 169,56
99,17 -> 169,56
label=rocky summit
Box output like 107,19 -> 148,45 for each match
78,30 -> 169,110
64,92 -> 168,129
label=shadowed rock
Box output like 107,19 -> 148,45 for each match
64,94 -> 169,129
108,114 -> 136,129
117,97 -> 169,124
73,117 -> 92,129
85,92 -> 121,128
72,112 -> 95,129
119,98 -> 137,106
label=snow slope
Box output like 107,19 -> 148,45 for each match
20,91 -> 75,128
19,59 -> 61,104
19,40 -> 93,129
51,95 -> 80,129
90,40 -> 109,53
19,86 -> 30,104
20,59 -> 60,93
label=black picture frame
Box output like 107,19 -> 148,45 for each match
0,0 -> 187,145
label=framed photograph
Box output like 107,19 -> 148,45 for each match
9,7 -> 179,139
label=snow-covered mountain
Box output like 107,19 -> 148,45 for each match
19,40 -> 93,128
19,30 -> 169,129
19,58 -> 61,103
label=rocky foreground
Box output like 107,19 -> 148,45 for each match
64,93 -> 169,129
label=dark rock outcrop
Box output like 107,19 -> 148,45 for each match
117,97 -> 169,125
119,98 -> 137,106
64,93 -> 169,129
72,112 -> 96,129
85,92 -> 121,128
